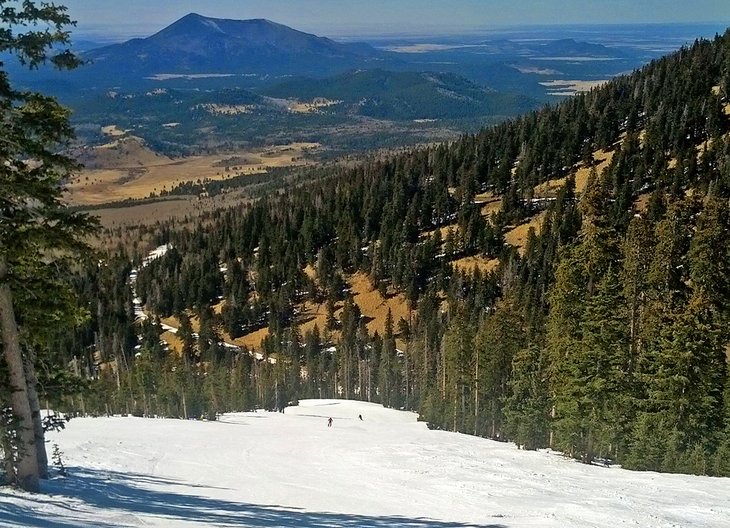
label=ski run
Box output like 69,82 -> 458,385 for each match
0,399 -> 728,527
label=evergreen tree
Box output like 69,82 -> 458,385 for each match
474,303 -> 525,439
503,343 -> 550,449
1,1 -> 95,491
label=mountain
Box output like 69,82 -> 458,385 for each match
263,69 -> 536,120
80,13 -> 388,82
536,38 -> 626,58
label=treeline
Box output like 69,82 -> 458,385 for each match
57,31 -> 730,476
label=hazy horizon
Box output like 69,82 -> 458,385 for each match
62,0 -> 729,41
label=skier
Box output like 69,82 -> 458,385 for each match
327,417 -> 333,427
358,414 -> 363,421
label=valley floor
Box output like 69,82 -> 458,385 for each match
0,400 -> 727,527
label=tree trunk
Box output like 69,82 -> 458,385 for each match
549,404 -> 556,448
181,391 -> 188,420
364,359 -> 373,402
405,347 -> 409,410
440,339 -> 446,396
1,421 -> 17,485
0,256 -> 40,492
474,349 -> 479,436
22,349 -> 48,479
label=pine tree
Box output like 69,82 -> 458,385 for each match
442,309 -> 475,433
503,343 -> 550,449
474,303 -> 526,438
546,248 -> 588,452
688,195 -> 730,312
574,268 -> 632,462
378,308 -> 401,408
1,1 -> 95,491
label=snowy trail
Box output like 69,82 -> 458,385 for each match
130,244 -> 170,324
1,400 -> 728,527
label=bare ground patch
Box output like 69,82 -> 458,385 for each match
634,192 -> 651,214
504,212 -> 547,255
575,148 -> 614,194
287,98 -> 342,114
67,140 -> 319,206
451,256 -> 500,274
86,192 -> 253,229
349,272 -> 412,337
540,79 -> 609,96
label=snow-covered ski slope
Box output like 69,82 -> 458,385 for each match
1,399 -> 727,527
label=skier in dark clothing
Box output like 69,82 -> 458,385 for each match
327,417 -> 333,427
358,414 -> 363,421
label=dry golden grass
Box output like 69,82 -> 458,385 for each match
540,79 -> 609,95
451,256 -> 500,274
420,194 -> 501,242
533,177 -> 567,198
532,150 -> 611,200
160,315 -> 182,330
504,212 -> 546,255
161,311 -> 273,352
288,98 -> 342,114
476,192 -> 502,218
90,198 -> 200,227
473,191 -> 494,202
146,138 -> 629,353
634,192 -> 651,214
67,139 -> 319,206
297,300 -> 331,337
303,264 -> 317,281
89,192 -> 253,229
575,149 -> 614,194
712,85 -> 730,115
77,136 -> 171,170
232,327 -> 270,351
160,330 -> 183,355
484,145 -> 616,256
480,201 -> 502,218
348,272 -> 411,337
697,132 -> 730,158
422,224 -> 458,240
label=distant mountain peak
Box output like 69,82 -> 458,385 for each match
82,14 -> 384,80
539,38 -> 625,58
154,13 -> 314,41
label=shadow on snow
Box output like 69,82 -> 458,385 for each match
0,467 -> 507,528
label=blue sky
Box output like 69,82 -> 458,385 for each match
61,0 -> 729,39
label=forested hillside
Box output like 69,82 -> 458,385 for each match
60,31 -> 730,475
261,69 -> 535,120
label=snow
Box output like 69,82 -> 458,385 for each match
1,399 -> 728,527
141,244 -> 171,267
131,244 -> 171,322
